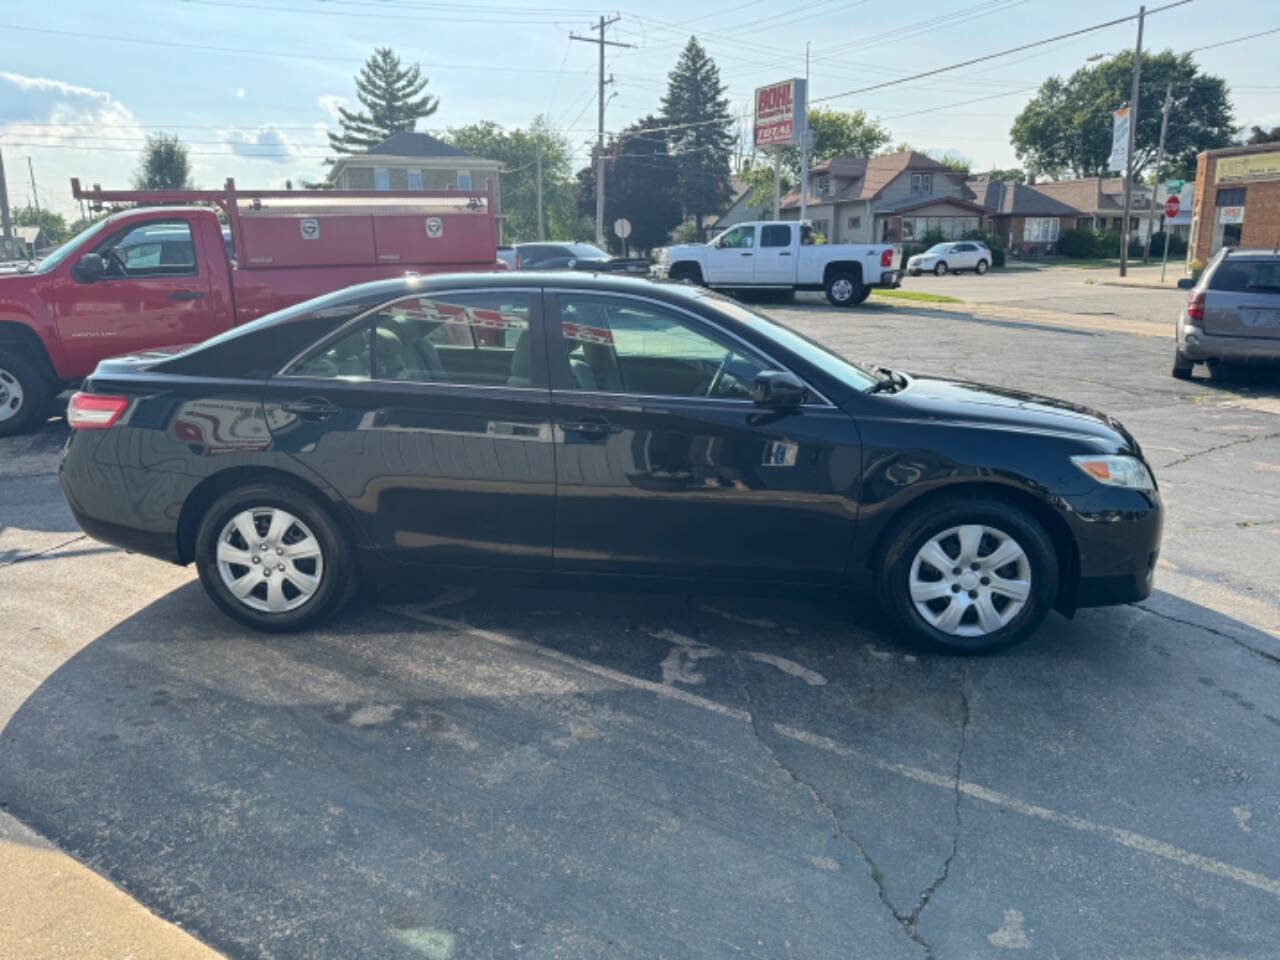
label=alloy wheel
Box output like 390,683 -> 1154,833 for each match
908,524 -> 1031,637
0,367 -> 24,423
216,507 -> 324,613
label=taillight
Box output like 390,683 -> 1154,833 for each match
880,248 -> 894,268
1187,292 -> 1205,322
67,392 -> 128,429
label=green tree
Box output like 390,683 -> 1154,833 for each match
328,48 -> 439,155
975,167 -> 1027,183
1246,125 -> 1280,144
746,107 -> 892,205
447,117 -> 585,243
11,207 -> 69,245
1010,51 -> 1235,179
132,134 -> 193,190
576,116 -> 685,253
660,38 -> 735,242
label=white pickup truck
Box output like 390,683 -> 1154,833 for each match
655,220 -> 902,307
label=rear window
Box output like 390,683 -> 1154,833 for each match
1209,259 -> 1280,294
566,243 -> 608,259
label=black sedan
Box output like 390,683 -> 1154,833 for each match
515,242 -> 649,275
60,273 -> 1162,653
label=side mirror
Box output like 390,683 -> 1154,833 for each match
1176,278 -> 1195,290
73,252 -> 106,283
752,370 -> 807,409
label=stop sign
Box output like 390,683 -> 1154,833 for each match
1165,195 -> 1181,218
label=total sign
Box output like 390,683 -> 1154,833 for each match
754,78 -> 806,149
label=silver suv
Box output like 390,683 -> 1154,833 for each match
1174,248 -> 1280,379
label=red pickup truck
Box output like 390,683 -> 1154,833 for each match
0,179 -> 503,435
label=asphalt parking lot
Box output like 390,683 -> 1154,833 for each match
2,272 -> 1279,959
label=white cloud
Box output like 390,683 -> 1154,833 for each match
317,95 -> 346,122
223,123 -> 303,164
235,87 -> 246,100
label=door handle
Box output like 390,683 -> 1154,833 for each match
740,252 -> 753,257
778,251 -> 791,256
168,290 -> 204,301
281,397 -> 339,421
562,415 -> 621,436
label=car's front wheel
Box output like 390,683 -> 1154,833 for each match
195,482 -> 354,632
0,346 -> 54,438
975,259 -> 989,275
878,497 -> 1058,654
909,269 -> 921,277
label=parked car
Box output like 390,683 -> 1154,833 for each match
906,241 -> 991,276
656,221 -> 901,306
0,179 -> 503,436
496,244 -> 517,269
60,272 -> 1162,653
1173,248 -> 1280,379
514,242 -> 649,275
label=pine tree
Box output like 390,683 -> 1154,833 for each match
328,48 -> 440,154
660,38 -> 734,242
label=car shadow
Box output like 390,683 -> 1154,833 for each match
1,581 -> 1278,958
1190,365 -> 1280,397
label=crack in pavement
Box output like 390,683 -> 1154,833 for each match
0,534 -> 87,569
1160,430 -> 1280,469
1135,603 -> 1280,667
730,655 -> 971,960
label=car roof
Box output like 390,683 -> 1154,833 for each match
1221,248 -> 1280,259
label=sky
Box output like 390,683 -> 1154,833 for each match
2,0 -> 1277,218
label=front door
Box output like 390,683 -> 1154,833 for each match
754,224 -> 796,284
53,218 -> 219,377
264,287 -> 555,570
705,224 -> 757,285
545,289 -> 860,583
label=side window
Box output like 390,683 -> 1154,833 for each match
717,226 -> 754,249
97,221 -> 197,278
557,295 -> 767,399
1209,260 -> 1280,295
760,225 -> 791,248
288,326 -> 372,380
800,224 -> 816,246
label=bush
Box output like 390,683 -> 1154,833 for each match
1145,231 -> 1186,257
1092,230 -> 1122,258
963,228 -> 1006,267
1056,227 -> 1096,258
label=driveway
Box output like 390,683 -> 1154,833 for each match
1,292 -> 1277,959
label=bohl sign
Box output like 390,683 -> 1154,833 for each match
754,78 -> 806,149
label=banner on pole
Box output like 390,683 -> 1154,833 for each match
1108,107 -> 1130,173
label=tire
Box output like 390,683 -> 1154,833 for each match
668,263 -> 703,286
825,270 -> 867,307
877,497 -> 1059,654
933,261 -> 949,276
909,270 -> 921,277
0,345 -> 55,438
194,482 -> 355,632
1171,349 -> 1194,380
975,259 -> 989,275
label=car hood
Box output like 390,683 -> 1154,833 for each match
891,375 -> 1140,454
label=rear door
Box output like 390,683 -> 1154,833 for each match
52,217 -> 220,376
1203,258 -> 1280,339
949,243 -> 977,270
544,288 -> 860,583
754,224 -> 796,284
705,225 -> 757,285
264,287 -> 555,570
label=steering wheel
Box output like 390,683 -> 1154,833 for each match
704,349 -> 734,398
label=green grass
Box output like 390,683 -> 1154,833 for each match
870,289 -> 961,303
1024,256 -> 1121,270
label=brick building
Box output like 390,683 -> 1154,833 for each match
1187,143 -> 1280,267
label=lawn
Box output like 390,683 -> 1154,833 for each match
870,289 -> 961,303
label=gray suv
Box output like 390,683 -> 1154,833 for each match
1174,248 -> 1280,379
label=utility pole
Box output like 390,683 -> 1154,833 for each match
1119,4 -> 1144,278
571,16 -> 632,247
772,151 -> 781,219
799,41 -> 812,225
1143,81 -> 1173,264
535,145 -> 545,241
27,156 -> 43,254
0,149 -> 13,260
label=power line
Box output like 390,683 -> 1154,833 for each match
811,0 -> 1193,104
175,0 -> 594,24
1188,26 -> 1280,53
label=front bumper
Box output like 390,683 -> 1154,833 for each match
1064,486 -> 1163,609
1178,316 -> 1280,364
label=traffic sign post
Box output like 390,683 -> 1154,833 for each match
1165,195 -> 1181,219
613,217 -> 632,257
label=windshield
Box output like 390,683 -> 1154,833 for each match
567,243 -> 608,259
33,218 -> 111,274
696,291 -> 880,391
925,243 -> 951,254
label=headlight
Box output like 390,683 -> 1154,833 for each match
1070,455 -> 1155,491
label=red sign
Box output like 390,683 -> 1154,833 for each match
754,79 -> 805,149
1165,195 -> 1181,219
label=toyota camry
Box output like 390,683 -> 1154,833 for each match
60,272 -> 1162,653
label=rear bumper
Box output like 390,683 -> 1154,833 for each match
873,270 -> 902,289
1178,319 -> 1280,364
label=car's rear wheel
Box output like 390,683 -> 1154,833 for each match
975,259 -> 989,275
909,269 -> 921,277
933,261 -> 948,276
826,271 -> 868,307
195,482 -> 354,632
1171,348 -> 1194,380
0,346 -> 54,438
877,497 -> 1058,654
